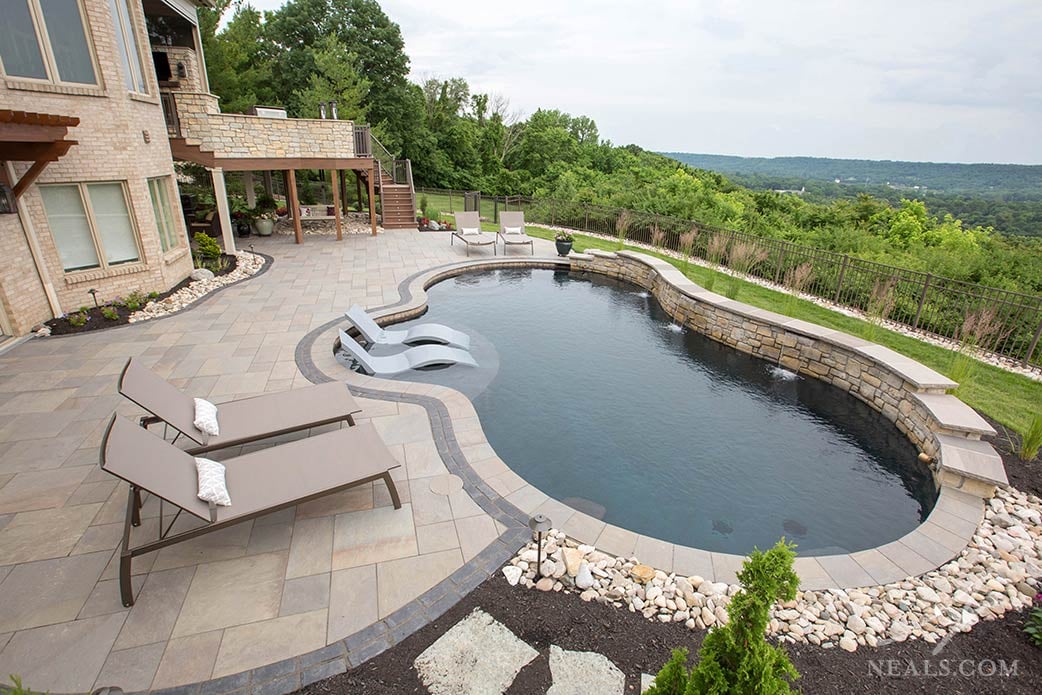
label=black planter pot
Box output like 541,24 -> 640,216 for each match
236,220 -> 252,238
555,240 -> 573,256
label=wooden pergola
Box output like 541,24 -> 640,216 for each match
169,141 -> 378,248
0,110 -> 80,199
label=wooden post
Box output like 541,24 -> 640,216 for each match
331,170 -> 343,241
262,171 -> 274,198
367,164 -> 377,236
243,171 -> 255,208
339,170 -> 349,215
286,169 -> 303,245
210,167 -> 237,253
355,172 -> 364,212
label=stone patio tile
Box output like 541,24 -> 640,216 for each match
468,456 -> 510,480
0,388 -> 79,415
196,356 -> 255,377
375,474 -> 410,508
0,503 -> 102,564
416,521 -> 460,555
672,545 -> 713,579
409,478 -> 454,526
454,514 -> 498,562
78,576 -> 143,619
461,442 -> 496,463
0,633 -> 10,654
595,525 -> 638,558
209,372 -> 271,397
332,503 -> 417,570
151,520 -> 253,571
254,507 -> 297,527
172,552 -> 287,638
634,536 -> 674,573
530,496 -> 575,528
556,511 -> 602,544
925,508 -> 979,539
710,553 -> 745,584
114,566 -> 196,650
0,550 -> 111,632
816,554 -> 876,588
286,516 -> 334,579
0,435 -> 84,474
793,557 -> 839,590
247,521 -> 294,555
151,629 -> 223,690
353,397 -> 399,418
0,410 -> 79,442
327,565 -> 378,642
94,641 -> 166,692
877,540 -> 935,578
505,485 -> 549,515
72,520 -> 128,556
0,612 -> 125,693
280,573 -> 331,617
67,479 -> 119,506
370,410 -> 431,446
898,529 -> 959,566
0,466 -> 93,513
377,548 -> 463,618
296,486 -> 373,518
849,549 -> 908,585
448,487 -> 486,519
213,609 -> 327,678
404,440 -> 449,478
918,520 -> 969,552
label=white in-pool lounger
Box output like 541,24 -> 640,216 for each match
345,305 -> 472,350
338,329 -> 478,376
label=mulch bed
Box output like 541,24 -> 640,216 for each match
44,253 -> 237,335
302,573 -> 1041,695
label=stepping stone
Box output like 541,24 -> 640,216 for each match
414,609 -> 538,695
546,645 -> 625,695
641,673 -> 656,693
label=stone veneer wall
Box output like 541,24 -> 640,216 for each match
569,250 -> 1008,499
0,0 -> 194,334
152,45 -> 204,92
173,92 -> 358,160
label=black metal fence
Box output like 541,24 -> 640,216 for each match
417,187 -> 1042,368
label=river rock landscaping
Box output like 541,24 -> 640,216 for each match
127,251 -> 264,322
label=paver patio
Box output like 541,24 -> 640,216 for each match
0,230 -> 558,692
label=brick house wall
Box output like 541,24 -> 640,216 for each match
0,0 -> 194,335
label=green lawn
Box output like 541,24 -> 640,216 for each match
516,227 -> 1041,434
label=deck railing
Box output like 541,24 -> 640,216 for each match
417,187 -> 1042,369
160,91 -> 180,137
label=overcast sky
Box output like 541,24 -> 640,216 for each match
247,0 -> 1042,164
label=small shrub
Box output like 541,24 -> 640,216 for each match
255,193 -> 277,213
724,241 -> 768,301
615,211 -> 632,250
418,193 -> 429,216
555,230 -> 574,242
120,290 -> 147,311
651,224 -> 666,249
67,310 -> 88,327
644,648 -> 690,695
148,291 -> 159,300
101,306 -> 119,321
77,306 -> 90,314
784,262 -> 814,314
1018,414 -> 1042,462
193,232 -> 223,261
1025,593 -> 1042,647
6,675 -> 41,695
679,229 -> 698,274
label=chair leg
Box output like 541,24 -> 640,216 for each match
383,472 -> 402,509
119,552 -> 135,607
131,486 -> 142,527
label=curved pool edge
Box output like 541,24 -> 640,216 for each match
296,251 -> 1003,593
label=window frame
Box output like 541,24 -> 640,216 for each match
147,176 -> 184,253
109,0 -> 151,95
40,181 -> 144,274
0,0 -> 102,88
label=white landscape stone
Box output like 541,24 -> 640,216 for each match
414,609 -> 538,695
546,645 -> 625,695
502,565 -> 523,586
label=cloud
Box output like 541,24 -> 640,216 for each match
245,0 -> 1042,163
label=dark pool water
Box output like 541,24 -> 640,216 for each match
356,268 -> 937,556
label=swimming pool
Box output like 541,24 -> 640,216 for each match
342,267 -> 937,556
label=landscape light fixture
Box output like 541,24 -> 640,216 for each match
319,102 -> 327,119
330,101 -> 339,120
528,513 -> 552,574
88,288 -> 99,308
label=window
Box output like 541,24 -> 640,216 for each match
0,0 -> 97,85
148,177 -> 183,252
109,0 -> 148,92
40,183 -> 141,272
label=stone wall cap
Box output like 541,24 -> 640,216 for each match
587,249 -> 617,258
855,344 -> 958,390
915,393 -> 996,436
935,433 -> 1008,486
567,252 -> 594,261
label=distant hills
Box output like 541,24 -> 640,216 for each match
660,153 -> 1042,197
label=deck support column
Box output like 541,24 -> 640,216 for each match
262,171 -> 274,198
286,169 -> 303,245
368,164 -> 377,236
243,171 -> 255,208
355,172 -> 363,212
331,170 -> 343,241
210,167 -> 236,253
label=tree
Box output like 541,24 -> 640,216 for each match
292,35 -> 369,122
198,1 -> 274,114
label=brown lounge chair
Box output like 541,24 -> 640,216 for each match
497,211 -> 534,255
100,414 -> 402,606
451,211 -> 496,256
118,357 -> 361,454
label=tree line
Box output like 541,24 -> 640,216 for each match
199,0 -> 1042,295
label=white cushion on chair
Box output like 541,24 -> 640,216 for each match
193,398 -> 220,437
504,226 -> 522,235
195,457 -> 232,506
461,227 -> 480,235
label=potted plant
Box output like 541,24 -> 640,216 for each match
230,198 -> 253,237
555,230 -> 574,256
254,210 -> 277,236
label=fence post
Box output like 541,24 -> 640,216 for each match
834,255 -> 850,302
1024,310 -> 1042,367
494,198 -> 498,224
584,204 -> 589,232
448,190 -> 453,212
550,199 -> 555,226
774,245 -> 787,284
912,273 -> 932,329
